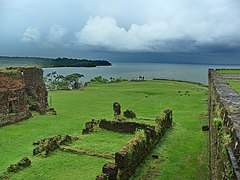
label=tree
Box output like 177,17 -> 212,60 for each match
64,73 -> 84,89
45,72 -> 84,90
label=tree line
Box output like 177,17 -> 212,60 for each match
0,56 -> 111,68
45,72 -> 128,90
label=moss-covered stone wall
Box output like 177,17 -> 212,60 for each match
209,69 -> 240,179
96,110 -> 172,180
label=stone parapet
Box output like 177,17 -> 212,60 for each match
209,69 -> 240,179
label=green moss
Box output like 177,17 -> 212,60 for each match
0,69 -> 21,77
213,117 -> 223,130
26,96 -> 38,106
212,104 -> 234,179
125,130 -> 147,159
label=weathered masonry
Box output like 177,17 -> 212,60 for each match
209,69 -> 240,179
0,67 -> 48,126
95,110 -> 173,180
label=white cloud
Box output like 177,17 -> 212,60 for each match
21,26 -> 41,43
75,14 -> 240,52
75,0 -> 240,52
9,0 -> 240,53
75,17 -> 129,50
48,25 -> 67,43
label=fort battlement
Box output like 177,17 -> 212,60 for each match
209,69 -> 240,179
0,67 -> 48,126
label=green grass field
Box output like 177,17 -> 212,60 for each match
0,80 -> 209,179
217,69 -> 240,74
216,69 -> 240,93
227,80 -> 240,93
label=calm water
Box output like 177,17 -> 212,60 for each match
43,63 -> 240,85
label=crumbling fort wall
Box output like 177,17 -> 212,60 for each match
0,67 -> 48,126
96,110 -> 172,180
209,69 -> 240,179
22,67 -> 48,114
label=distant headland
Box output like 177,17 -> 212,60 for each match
0,56 -> 112,68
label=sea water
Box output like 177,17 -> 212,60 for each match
43,63 -> 240,85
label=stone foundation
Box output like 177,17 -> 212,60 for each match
7,157 -> 31,173
96,110 -> 172,180
99,120 -> 155,134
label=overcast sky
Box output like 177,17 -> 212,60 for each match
0,0 -> 240,63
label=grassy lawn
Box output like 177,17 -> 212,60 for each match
0,80 -> 209,179
9,151 -> 112,180
217,69 -> 240,74
227,79 -> 240,93
70,129 -> 135,154
216,69 -> 240,93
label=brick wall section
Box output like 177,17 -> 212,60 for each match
209,69 -> 240,179
0,71 -> 31,126
0,67 -> 48,126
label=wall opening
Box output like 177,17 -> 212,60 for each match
9,101 -> 14,113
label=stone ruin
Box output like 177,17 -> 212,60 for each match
96,109 -> 173,180
82,119 -> 99,134
80,103 -> 172,179
0,67 -> 48,126
209,69 -> 240,179
113,102 -> 121,116
33,135 -> 78,156
123,109 -> 136,119
2,99 -> 171,179
96,163 -> 118,180
7,157 -> 31,173
113,102 -> 137,121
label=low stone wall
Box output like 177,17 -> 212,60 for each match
7,157 -> 31,173
33,135 -> 77,156
96,163 -> 118,180
99,120 -> 155,134
96,110 -> 172,180
82,119 -> 99,134
209,69 -> 240,179
0,111 -> 32,127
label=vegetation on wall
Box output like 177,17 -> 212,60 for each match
212,105 -> 233,179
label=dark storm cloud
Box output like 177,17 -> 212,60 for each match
0,0 -> 240,61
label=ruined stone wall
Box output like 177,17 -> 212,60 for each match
96,110 -> 172,180
21,67 -> 48,114
99,120 -> 155,134
0,70 -> 31,126
209,69 -> 240,179
0,67 -> 48,126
